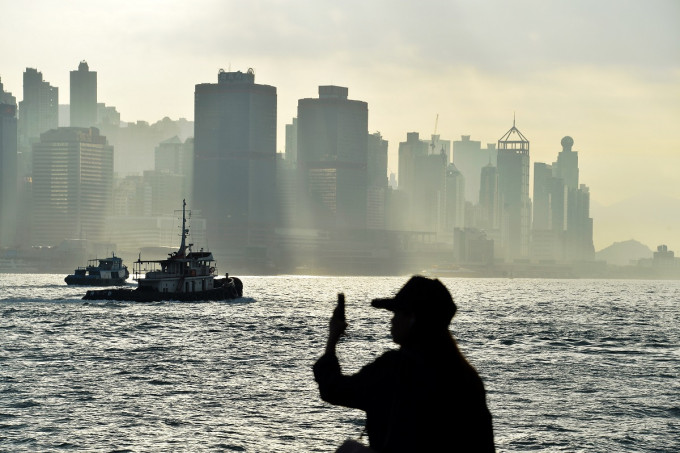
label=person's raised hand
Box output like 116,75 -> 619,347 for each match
326,293 -> 348,353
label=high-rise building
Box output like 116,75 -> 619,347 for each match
397,131 -> 451,234
297,85 -> 368,229
497,119 -> 531,261
367,132 -> 388,230
32,127 -> 113,245
367,132 -> 388,190
554,136 -> 593,261
531,136 -> 593,262
531,162 -> 566,261
18,68 -> 58,147
285,117 -> 298,165
445,163 -> 465,232
453,135 -> 497,204
398,132 -> 429,194
566,183 -> 594,261
0,77 -> 16,105
193,68 -> 277,254
152,136 -> 193,215
155,136 -> 193,200
0,79 -> 18,246
479,163 -> 500,231
553,136 -> 579,191
70,61 -> 97,128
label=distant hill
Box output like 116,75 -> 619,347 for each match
595,239 -> 653,266
591,192 -> 680,253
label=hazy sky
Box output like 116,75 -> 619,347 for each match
2,0 -> 679,249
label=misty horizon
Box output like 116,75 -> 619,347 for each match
1,1 -> 679,275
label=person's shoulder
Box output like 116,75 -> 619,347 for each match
360,348 -> 403,372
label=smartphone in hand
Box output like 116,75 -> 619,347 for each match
334,293 -> 346,322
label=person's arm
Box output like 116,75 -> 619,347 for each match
314,293 -> 369,409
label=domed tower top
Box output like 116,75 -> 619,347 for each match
561,136 -> 574,152
78,60 -> 89,71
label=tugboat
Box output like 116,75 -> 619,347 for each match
65,254 -> 129,286
82,200 -> 242,302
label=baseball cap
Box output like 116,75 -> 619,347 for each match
371,275 -> 457,327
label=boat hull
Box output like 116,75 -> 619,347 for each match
82,278 -> 242,302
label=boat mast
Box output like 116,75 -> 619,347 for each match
178,199 -> 189,257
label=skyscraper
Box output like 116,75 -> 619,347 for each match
367,132 -> 388,230
18,68 -> 58,147
285,117 -> 298,165
479,163 -> 500,231
152,136 -> 194,215
531,162 -> 566,261
553,136 -> 579,191
531,136 -> 593,262
193,69 -> 277,254
70,61 -> 97,128
0,79 -> 18,246
398,132 -> 429,195
445,163 -> 465,232
397,131 -> 450,234
297,85 -> 368,229
32,127 -> 113,245
453,135 -> 497,204
554,136 -> 593,261
497,119 -> 531,261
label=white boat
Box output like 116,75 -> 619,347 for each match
65,254 -> 129,286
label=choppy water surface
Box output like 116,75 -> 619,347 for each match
1,274 -> 679,452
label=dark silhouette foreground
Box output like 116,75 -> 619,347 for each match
314,276 -> 495,453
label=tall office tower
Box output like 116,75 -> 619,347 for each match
497,119 -> 531,261
154,136 -> 193,210
566,184 -> 594,261
0,80 -> 18,246
275,154 -> 299,229
18,68 -> 58,147
70,61 -> 97,128
531,162 -> 567,261
397,132 -> 448,233
32,127 -> 113,245
553,136 -> 593,261
367,132 -> 388,189
297,86 -> 368,229
367,132 -> 388,230
193,69 -> 277,253
479,163 -> 500,230
285,117 -> 298,165
532,163 -> 554,231
453,135 -> 497,204
553,136 -> 578,190
411,152 -> 447,234
445,163 -> 465,232
398,132 -> 429,194
532,137 -> 593,262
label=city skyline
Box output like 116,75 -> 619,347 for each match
1,0 -> 679,252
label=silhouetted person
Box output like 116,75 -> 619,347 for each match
314,276 -> 495,452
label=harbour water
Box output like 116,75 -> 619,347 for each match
1,274 -> 679,452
